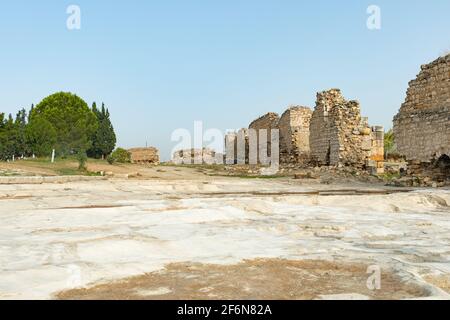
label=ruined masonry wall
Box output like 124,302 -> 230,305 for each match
128,147 -> 160,165
393,54 -> 450,162
224,129 -> 249,164
248,112 -> 280,160
279,106 -> 312,163
172,148 -> 218,164
310,89 -> 383,169
310,89 -> 346,165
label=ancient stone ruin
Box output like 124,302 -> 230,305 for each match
166,56 -> 449,183
172,148 -> 219,164
393,54 -> 450,162
128,147 -> 160,165
309,89 -> 384,172
249,112 -> 280,162
224,129 -> 249,164
225,113 -> 281,165
279,106 -> 312,164
393,54 -> 450,183
223,89 -> 384,173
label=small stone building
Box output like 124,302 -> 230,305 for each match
278,106 -> 313,164
309,89 -> 384,171
128,147 -> 160,165
393,54 -> 450,163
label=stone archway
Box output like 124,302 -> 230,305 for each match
434,154 -> 450,179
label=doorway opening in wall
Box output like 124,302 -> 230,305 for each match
325,144 -> 331,166
435,154 -> 450,178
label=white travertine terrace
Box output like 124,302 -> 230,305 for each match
1,178 -> 450,299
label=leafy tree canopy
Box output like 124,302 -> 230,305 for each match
31,92 -> 98,156
25,117 -> 57,157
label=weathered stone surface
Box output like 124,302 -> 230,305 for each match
309,89 -> 384,170
225,129 -> 249,164
0,175 -> 106,185
172,148 -> 219,164
128,147 -> 160,165
2,177 -> 450,299
249,112 -> 280,133
249,112 -> 280,162
223,92 -> 383,173
404,156 -> 450,186
279,106 -> 313,164
393,54 -> 450,163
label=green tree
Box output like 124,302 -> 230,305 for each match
28,104 -> 34,122
108,148 -> 131,164
0,113 -> 8,160
30,92 -> 98,157
77,149 -> 88,170
0,114 -> 19,160
88,102 -> 117,159
25,117 -> 57,157
14,108 -> 29,157
384,129 -> 396,158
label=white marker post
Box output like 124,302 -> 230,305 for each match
51,149 -> 55,163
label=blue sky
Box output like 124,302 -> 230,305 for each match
1,0 -> 449,159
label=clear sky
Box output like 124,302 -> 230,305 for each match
1,0 -> 449,160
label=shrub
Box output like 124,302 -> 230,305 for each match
77,151 -> 88,170
106,154 -> 115,164
109,148 -> 131,164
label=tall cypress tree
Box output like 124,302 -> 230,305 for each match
92,102 -> 98,117
1,114 -> 19,160
14,108 -> 28,157
0,113 -> 6,160
88,102 -> 116,159
28,104 -> 34,122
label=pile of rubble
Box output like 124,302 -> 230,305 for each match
388,156 -> 450,188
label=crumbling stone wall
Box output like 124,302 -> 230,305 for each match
128,147 -> 160,165
370,126 -> 385,162
393,54 -> 450,163
172,148 -> 218,164
368,126 -> 385,175
248,112 -> 280,162
309,89 -> 383,170
224,129 -> 249,164
407,155 -> 450,186
279,106 -> 312,164
309,89 -> 345,165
